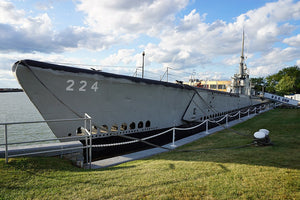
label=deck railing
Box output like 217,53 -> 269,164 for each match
91,104 -> 271,149
0,113 -> 92,168
1,104 -> 272,168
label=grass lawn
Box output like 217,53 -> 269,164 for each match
0,108 -> 299,199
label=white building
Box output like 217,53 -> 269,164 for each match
284,94 -> 300,101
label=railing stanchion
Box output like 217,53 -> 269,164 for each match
89,116 -> 92,169
205,120 -> 209,134
239,111 -> 241,121
1,115 -> 93,168
4,124 -> 8,164
226,114 -> 228,127
84,114 -> 89,167
170,128 -> 176,148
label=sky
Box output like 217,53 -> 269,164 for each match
0,0 -> 300,88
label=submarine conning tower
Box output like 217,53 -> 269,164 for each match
230,30 -> 251,96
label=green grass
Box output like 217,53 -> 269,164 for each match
1,108 -> 299,200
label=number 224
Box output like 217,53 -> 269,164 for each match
66,80 -> 99,92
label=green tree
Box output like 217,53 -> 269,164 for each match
265,66 -> 300,95
250,77 -> 266,93
275,75 -> 296,95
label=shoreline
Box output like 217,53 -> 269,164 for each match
0,88 -> 23,93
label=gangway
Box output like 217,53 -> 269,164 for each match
263,92 -> 299,107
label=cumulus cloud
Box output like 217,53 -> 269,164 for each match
283,34 -> 300,47
76,0 -> 189,36
100,49 -> 137,66
0,0 -> 116,53
138,0 -> 300,78
0,1 -> 57,52
250,47 -> 300,76
0,0 -> 300,84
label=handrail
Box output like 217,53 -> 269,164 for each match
92,104 -> 271,148
1,113 -> 93,168
1,104 -> 271,168
0,135 -> 88,146
0,117 -> 87,126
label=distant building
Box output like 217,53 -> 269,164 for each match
284,94 -> 300,101
185,31 -> 252,95
229,31 -> 252,96
186,79 -> 231,92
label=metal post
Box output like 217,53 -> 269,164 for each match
142,51 -> 145,78
259,106 -> 261,113
239,111 -> 241,121
84,115 -> 87,131
205,120 -> 209,134
4,124 -> 8,164
89,118 -> 92,169
85,135 -> 88,166
248,109 -> 250,118
170,128 -> 176,148
167,67 -> 169,82
84,115 -> 88,166
226,114 -> 228,127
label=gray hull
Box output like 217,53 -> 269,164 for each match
12,60 -> 264,140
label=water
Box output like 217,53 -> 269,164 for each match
0,92 -> 55,145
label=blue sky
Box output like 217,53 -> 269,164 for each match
0,0 -> 299,88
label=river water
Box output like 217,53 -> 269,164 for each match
0,92 -> 55,145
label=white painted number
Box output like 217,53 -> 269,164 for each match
91,81 -> 99,92
66,80 -> 74,91
79,80 -> 87,91
66,80 -> 99,92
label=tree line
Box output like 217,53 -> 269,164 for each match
250,65 -> 300,96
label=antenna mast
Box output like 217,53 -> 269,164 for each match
142,51 -> 145,78
239,30 -> 245,78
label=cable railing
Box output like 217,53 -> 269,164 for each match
92,104 -> 270,148
0,113 -> 92,168
1,104 -> 271,168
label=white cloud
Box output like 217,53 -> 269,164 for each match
250,46 -> 300,76
140,0 -> 300,76
0,0 -> 115,53
0,1 -> 25,25
100,49 -> 137,66
0,0 -> 300,87
236,0 -> 300,50
76,0 -> 189,37
283,34 -> 300,47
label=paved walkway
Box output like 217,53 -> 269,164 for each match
89,112 -> 263,169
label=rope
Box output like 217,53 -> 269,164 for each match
187,86 -> 254,138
